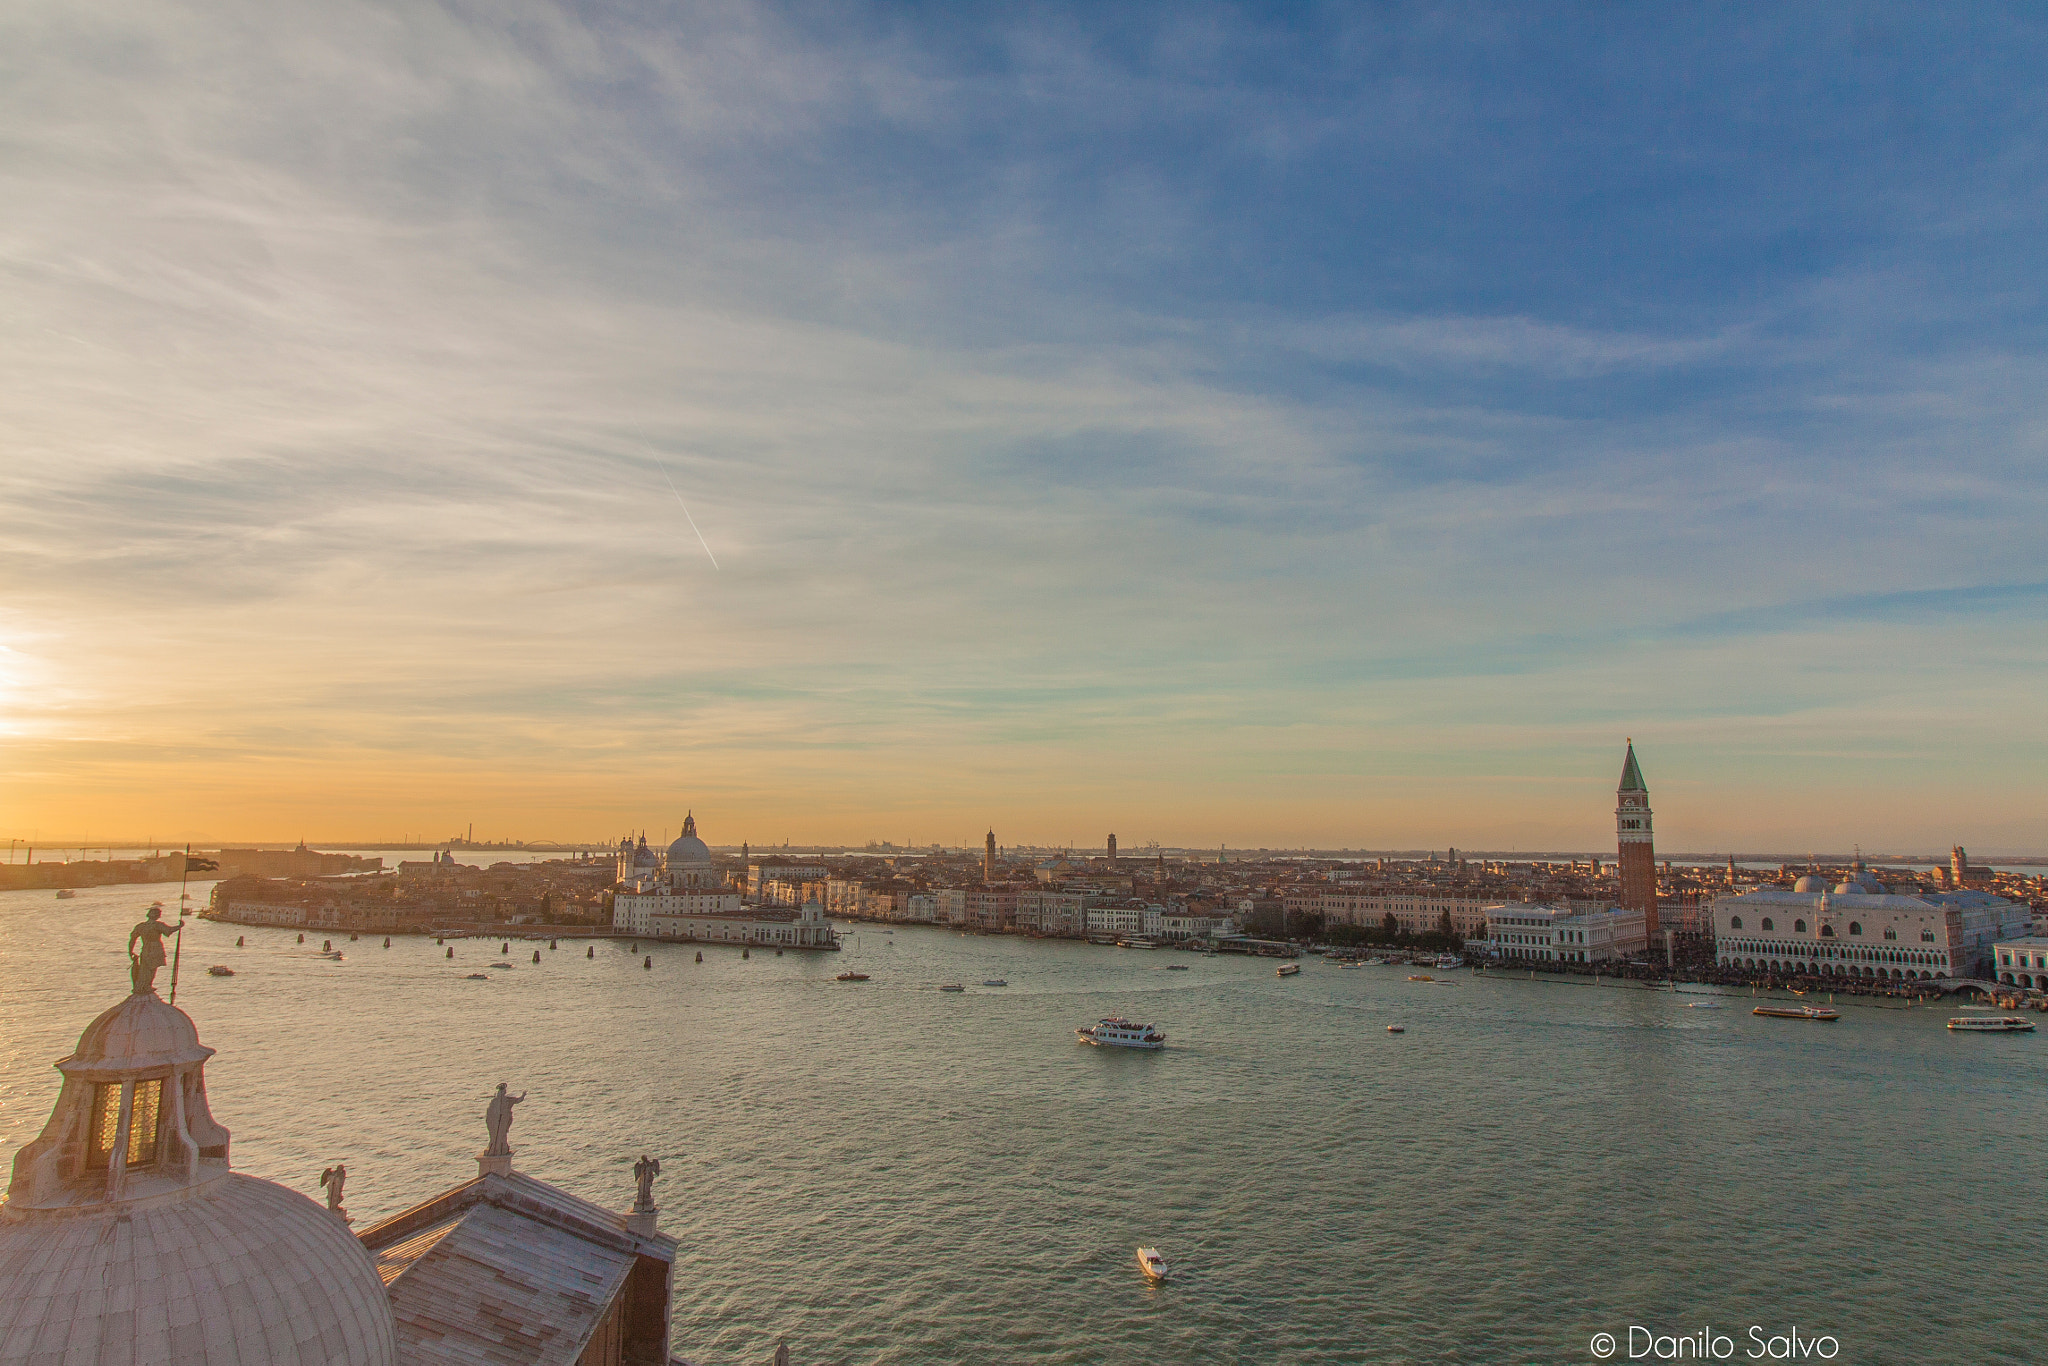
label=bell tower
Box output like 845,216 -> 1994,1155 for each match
1615,739 -> 1658,941
984,830 -> 996,882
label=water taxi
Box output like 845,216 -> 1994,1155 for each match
1362,957 -> 1387,967
1406,974 -> 1434,982
1118,939 -> 1159,950
982,979 -> 1008,987
1685,1000 -> 1723,1009
1165,964 -> 1190,971
1136,1246 -> 1169,1281
55,889 -> 76,899
206,965 -> 234,977
1276,963 -> 1301,977
1435,955 -> 1464,970
939,983 -> 965,992
1385,1024 -> 1404,1034
836,971 -> 870,982
1753,1004 -> 1839,1021
1948,1015 -> 2036,1032
1077,1017 -> 1165,1049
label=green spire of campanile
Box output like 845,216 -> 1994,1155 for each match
1618,739 -> 1647,792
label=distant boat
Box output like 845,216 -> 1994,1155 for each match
1136,1245 -> 1170,1281
1276,963 -> 1301,977
1754,1004 -> 1839,1021
1435,955 -> 1464,970
1078,1017 -> 1165,1049
1362,958 -> 1387,967
1386,1024 -> 1404,1034
940,983 -> 965,992
1406,974 -> 1434,982
836,972 -> 870,982
206,965 -> 234,977
55,889 -> 76,899
1949,1015 -> 2035,1032
982,979 -> 1008,987
1165,964 -> 1190,971
1685,1001 -> 1723,1010
464,973 -> 491,981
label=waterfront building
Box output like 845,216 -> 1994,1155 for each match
1991,937 -> 2048,988
966,884 -> 1021,932
932,888 -> 969,926
1485,904 -> 1644,964
746,861 -> 827,900
1616,740 -> 1658,939
1288,889 -> 1494,939
1710,860 -> 2030,980
1015,887 -> 1098,937
1085,902 -> 1165,939
1,971 -> 678,1365
613,815 -> 837,949
1160,912 -> 1238,942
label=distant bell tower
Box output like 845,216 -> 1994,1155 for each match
1616,740 -> 1659,940
1107,833 -> 1117,865
984,830 -> 996,882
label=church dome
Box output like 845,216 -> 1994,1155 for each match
66,990 -> 214,1074
2,982 -> 398,1366
1792,875 -> 1827,893
667,812 -> 712,867
0,1173 -> 398,1366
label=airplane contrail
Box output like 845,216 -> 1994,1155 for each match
649,452 -> 720,571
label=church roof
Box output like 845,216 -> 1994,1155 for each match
357,1171 -> 675,1366
1618,742 -> 1647,792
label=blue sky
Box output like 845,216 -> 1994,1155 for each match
2,1 -> 2044,850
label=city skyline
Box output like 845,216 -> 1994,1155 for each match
5,5 -> 2046,850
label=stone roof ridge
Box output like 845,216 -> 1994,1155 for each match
356,1170 -> 676,1261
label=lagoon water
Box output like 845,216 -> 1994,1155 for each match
3,881 -> 2042,1365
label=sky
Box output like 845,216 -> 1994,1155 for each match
3,2 -> 2045,853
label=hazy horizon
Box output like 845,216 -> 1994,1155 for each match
5,4 -> 2045,852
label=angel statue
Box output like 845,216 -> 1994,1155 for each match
632,1154 -> 661,1212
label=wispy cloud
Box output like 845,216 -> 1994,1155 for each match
1,1 -> 2045,847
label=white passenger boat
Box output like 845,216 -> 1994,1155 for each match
982,979 -> 1008,986
1136,1245 -> 1169,1281
1276,963 -> 1301,977
1118,939 -> 1159,950
1435,955 -> 1464,970
1077,1017 -> 1165,1049
1948,1014 -> 2036,1032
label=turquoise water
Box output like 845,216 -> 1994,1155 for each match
3,884 -> 2042,1365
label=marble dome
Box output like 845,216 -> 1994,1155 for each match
667,812 -> 712,866
0,1172 -> 399,1365
0,987 -> 397,1366
1792,874 -> 1828,893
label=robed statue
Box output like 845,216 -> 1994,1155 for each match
484,1082 -> 525,1156
127,906 -> 182,995
320,1164 -> 347,1212
632,1154 -> 661,1211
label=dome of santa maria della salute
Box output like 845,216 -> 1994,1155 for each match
0,988 -> 396,1366
666,811 -> 713,867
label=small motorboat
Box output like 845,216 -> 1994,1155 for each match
1165,964 -> 1190,971
1685,1001 -> 1723,1009
489,962 -> 513,970
1136,1246 -> 1169,1281
1948,1015 -> 2036,1032
982,979 -> 1008,987
1406,974 -> 1434,982
1276,963 -> 1301,977
940,983 -> 965,992
464,973 -> 491,981
1386,1024 -> 1404,1034
1362,958 -> 1387,967
836,972 -> 870,982
1754,1004 -> 1839,1021
55,889 -> 76,899
207,965 -> 235,977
